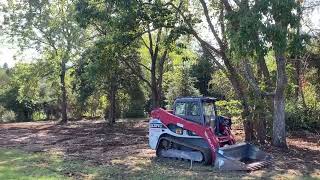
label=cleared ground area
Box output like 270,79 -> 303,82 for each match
0,119 -> 319,179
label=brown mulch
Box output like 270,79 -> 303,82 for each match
0,119 -> 319,177
0,120 -> 152,164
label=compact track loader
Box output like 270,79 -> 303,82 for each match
149,97 -> 272,171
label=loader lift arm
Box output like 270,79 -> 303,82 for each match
151,108 -> 220,162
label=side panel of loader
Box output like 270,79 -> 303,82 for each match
149,119 -> 163,149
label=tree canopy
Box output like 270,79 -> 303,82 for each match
1,0 -> 320,149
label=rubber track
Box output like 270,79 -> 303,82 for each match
156,136 -> 212,165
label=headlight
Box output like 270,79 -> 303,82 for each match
176,128 -> 183,134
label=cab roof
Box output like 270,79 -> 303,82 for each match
174,96 -> 217,103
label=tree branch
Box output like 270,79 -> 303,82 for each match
138,62 -> 151,72
147,24 -> 154,57
242,59 -> 274,97
204,47 -> 227,73
233,0 -> 241,7
153,28 -> 162,62
219,1 -> 227,45
199,0 -> 224,48
141,37 -> 150,50
196,33 -> 222,56
167,2 -> 222,56
157,49 -> 168,87
119,56 -> 152,88
221,0 -> 233,13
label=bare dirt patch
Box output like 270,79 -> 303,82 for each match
0,119 -> 150,163
0,119 -> 319,179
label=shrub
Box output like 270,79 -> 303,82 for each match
286,100 -> 320,132
32,111 -> 47,121
286,82 -> 320,132
0,110 -> 16,122
215,100 -> 242,118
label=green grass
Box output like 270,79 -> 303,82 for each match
0,147 -> 242,180
0,148 -> 319,180
0,148 -> 65,180
0,148 -> 115,180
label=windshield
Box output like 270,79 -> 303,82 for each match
202,102 -> 216,126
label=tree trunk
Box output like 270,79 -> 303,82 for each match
294,59 -> 300,100
256,56 -> 269,143
254,99 -> 266,144
296,60 -> 308,110
221,54 -> 253,141
151,85 -> 160,109
243,116 -> 255,142
256,114 -> 266,144
258,55 -> 272,88
317,68 -> 320,92
150,50 -> 161,109
156,50 -> 167,109
272,54 -> 287,148
106,79 -> 117,124
60,60 -> 68,124
244,56 -> 269,143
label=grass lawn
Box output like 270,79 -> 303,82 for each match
0,147 -> 216,180
0,147 -> 214,180
1,148 -> 320,180
0,148 -> 113,180
1,148 -> 319,180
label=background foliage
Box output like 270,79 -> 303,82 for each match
0,0 -> 319,137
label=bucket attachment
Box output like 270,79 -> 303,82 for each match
214,142 -> 272,171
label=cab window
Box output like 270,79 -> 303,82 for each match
188,102 -> 200,116
175,102 -> 186,116
203,102 -> 215,125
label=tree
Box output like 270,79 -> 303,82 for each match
162,0 -> 255,141
2,0 -> 86,123
0,63 -> 39,121
74,38 -> 144,123
0,63 -> 10,87
141,28 -> 170,109
160,0 -> 304,146
3,63 -> 8,69
190,50 -> 215,96
123,78 -> 146,118
224,0 -> 304,147
165,59 -> 200,108
76,0 -> 183,110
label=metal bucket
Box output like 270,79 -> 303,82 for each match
214,142 -> 272,171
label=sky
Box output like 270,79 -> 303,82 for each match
0,48 -> 16,67
0,1 -> 319,68
0,47 -> 38,67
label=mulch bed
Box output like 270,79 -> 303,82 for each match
0,119 -> 319,176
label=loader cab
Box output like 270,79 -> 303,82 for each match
173,97 -> 217,126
